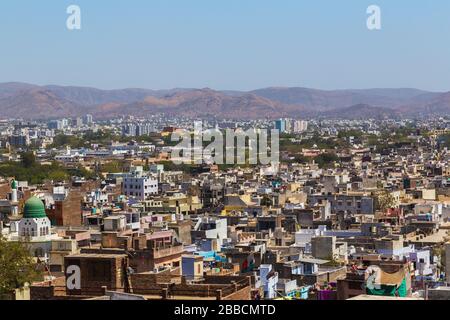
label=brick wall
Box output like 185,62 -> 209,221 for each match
222,286 -> 252,300
292,267 -> 346,286
65,256 -> 127,296
62,191 -> 83,227
47,190 -> 82,227
129,273 -> 252,299
0,182 -> 10,199
30,285 -> 55,300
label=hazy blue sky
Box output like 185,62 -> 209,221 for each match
1,0 -> 449,91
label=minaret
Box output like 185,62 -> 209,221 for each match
10,179 -> 19,217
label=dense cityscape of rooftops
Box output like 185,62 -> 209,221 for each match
1,114 -> 450,301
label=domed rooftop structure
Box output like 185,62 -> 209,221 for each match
23,196 -> 47,219
11,179 -> 17,189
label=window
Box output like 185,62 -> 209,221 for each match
34,248 -> 44,257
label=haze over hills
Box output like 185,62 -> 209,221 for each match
320,104 -> 401,120
0,82 -> 449,120
250,87 -> 439,110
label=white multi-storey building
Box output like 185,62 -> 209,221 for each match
293,120 -> 308,133
123,166 -> 158,200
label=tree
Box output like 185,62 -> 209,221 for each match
260,195 -> 272,207
432,246 -> 446,275
0,237 -> 42,298
68,165 -> 98,180
438,134 -> 450,149
48,170 -> 70,182
101,161 -> 124,173
376,190 -> 396,212
50,134 -> 86,149
315,153 -> 339,169
20,152 -> 36,168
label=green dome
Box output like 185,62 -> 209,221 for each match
23,197 -> 47,219
11,180 -> 17,189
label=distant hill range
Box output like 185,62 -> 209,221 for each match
0,82 -> 449,120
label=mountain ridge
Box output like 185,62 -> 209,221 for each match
0,82 -> 448,120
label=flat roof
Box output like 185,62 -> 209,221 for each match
66,253 -> 127,259
286,257 -> 330,265
348,295 -> 423,301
